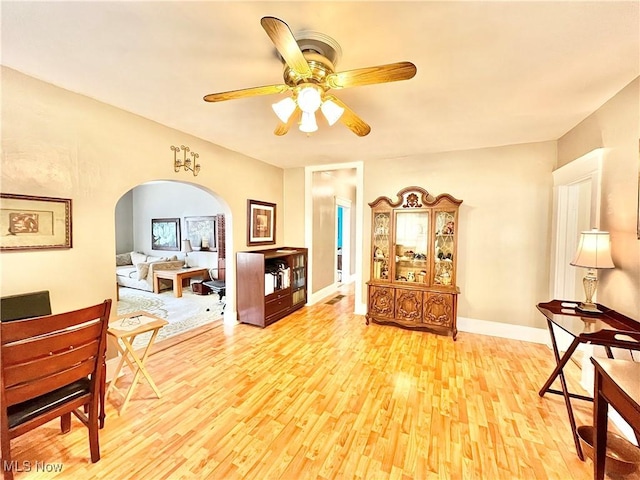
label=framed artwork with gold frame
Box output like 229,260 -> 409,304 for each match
0,193 -> 72,251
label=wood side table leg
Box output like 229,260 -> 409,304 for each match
174,276 -> 183,297
540,321 -> 584,460
593,370 -> 607,480
118,330 -> 163,414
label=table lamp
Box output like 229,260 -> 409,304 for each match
181,239 -> 193,269
570,229 -> 614,313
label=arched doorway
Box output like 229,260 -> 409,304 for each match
114,180 -> 233,344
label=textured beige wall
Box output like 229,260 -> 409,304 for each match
558,78 -> 640,320
1,67 -> 284,316
283,167 -> 305,247
362,142 -> 557,328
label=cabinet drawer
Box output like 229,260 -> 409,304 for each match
265,288 -> 291,303
265,294 -> 291,318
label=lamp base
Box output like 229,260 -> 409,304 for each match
575,302 -> 602,314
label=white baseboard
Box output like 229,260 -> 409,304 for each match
353,308 -> 549,344
309,283 -> 341,305
355,302 -> 368,316
224,308 -> 238,325
457,316 -> 549,344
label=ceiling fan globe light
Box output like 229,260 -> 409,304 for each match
272,97 -> 296,123
320,99 -> 345,126
297,86 -> 322,113
299,111 -> 318,133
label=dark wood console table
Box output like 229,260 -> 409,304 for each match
591,358 -> 640,480
536,300 -> 640,460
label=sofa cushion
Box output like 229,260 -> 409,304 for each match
116,266 -> 137,279
130,252 -> 148,265
146,255 -> 167,263
115,252 -> 132,266
135,263 -> 151,280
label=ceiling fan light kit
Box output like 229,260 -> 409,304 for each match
203,16 -> 417,137
300,111 -> 318,133
272,97 -> 297,123
320,99 -> 345,126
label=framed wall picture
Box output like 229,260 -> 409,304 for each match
0,193 -> 72,251
151,218 -> 180,251
185,216 -> 216,251
247,199 -> 276,246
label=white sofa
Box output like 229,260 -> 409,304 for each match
116,251 -> 184,292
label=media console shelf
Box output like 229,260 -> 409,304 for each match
236,247 -> 308,327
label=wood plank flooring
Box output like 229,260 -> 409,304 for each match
5,286 -> 615,479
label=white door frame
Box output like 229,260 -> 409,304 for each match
336,197 -> 352,283
550,148 -> 603,300
305,162 -> 364,312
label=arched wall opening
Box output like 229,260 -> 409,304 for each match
114,180 -> 235,330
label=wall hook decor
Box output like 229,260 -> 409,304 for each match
171,145 -> 200,176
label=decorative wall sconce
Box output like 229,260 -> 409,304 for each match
171,145 -> 201,176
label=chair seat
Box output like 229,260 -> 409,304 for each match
203,280 -> 225,294
7,378 -> 90,429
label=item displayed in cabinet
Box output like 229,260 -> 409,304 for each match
366,186 -> 462,339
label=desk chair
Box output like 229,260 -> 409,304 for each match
1,300 -> 112,480
203,267 -> 226,312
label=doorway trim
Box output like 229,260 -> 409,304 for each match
550,148 -> 603,300
305,162 -> 364,313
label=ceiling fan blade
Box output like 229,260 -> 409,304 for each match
326,61 -> 417,89
261,16 -> 312,77
326,95 -> 371,137
274,107 -> 301,136
203,84 -> 288,103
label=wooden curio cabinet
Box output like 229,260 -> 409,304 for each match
366,186 -> 462,339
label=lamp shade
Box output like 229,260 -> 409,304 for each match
570,229 -> 614,269
181,239 -> 193,253
320,99 -> 345,126
299,111 -> 318,133
272,97 -> 296,123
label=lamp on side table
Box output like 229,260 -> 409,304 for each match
181,239 -> 193,269
570,229 -> 615,314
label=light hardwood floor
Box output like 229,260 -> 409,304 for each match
7,285 -> 616,479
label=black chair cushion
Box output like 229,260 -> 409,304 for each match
7,378 -> 90,429
203,280 -> 225,294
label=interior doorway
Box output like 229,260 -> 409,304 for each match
114,180 -> 234,337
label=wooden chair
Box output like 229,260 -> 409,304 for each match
1,300 -> 112,480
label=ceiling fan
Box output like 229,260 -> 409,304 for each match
203,16 -> 417,137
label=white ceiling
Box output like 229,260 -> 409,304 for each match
2,1 -> 638,168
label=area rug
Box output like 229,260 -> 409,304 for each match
117,287 -> 224,349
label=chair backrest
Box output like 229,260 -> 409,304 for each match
1,290 -> 52,322
1,300 -> 111,409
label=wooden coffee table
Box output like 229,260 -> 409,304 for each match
153,267 -> 208,297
